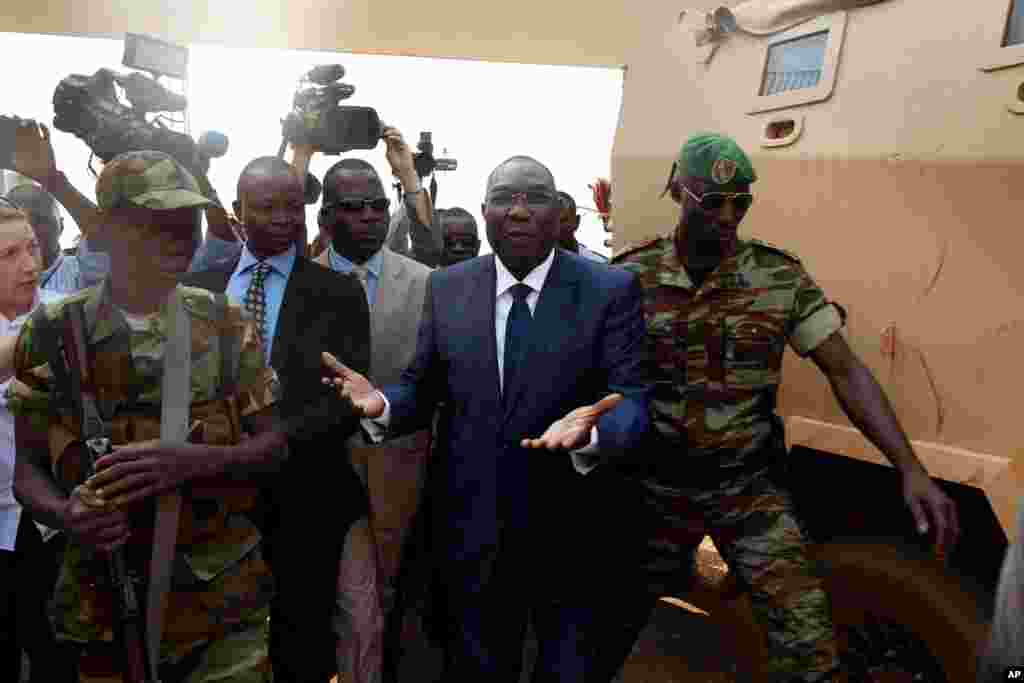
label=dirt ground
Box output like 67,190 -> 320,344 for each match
363,598 -> 737,683
19,600 -> 731,683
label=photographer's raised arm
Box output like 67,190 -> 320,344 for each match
289,142 -> 316,182
383,126 -> 440,266
12,121 -> 102,239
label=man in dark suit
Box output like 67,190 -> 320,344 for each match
183,156 -> 372,683
324,155 -> 650,682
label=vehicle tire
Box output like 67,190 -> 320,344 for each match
814,539 -> 988,682
667,539 -> 988,682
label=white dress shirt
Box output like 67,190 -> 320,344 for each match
1,289 -> 63,551
364,250 -> 601,473
493,248 -> 554,392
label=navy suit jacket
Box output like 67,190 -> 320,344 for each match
383,249 -> 650,590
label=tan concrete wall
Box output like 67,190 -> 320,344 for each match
611,0 -> 1024,491
0,0 -> 675,68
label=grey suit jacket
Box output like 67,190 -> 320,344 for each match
316,246 -> 430,386
316,246 -> 432,454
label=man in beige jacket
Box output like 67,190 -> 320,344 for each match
313,127 -> 436,681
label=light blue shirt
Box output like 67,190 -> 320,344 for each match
327,244 -> 383,308
191,234 -> 243,272
226,244 -> 297,363
40,237 -> 110,294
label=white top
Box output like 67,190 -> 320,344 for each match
493,248 -> 555,392
0,289 -> 63,550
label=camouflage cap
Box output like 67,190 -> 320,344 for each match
96,150 -> 212,211
676,132 -> 757,185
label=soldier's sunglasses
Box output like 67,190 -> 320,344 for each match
327,197 -> 391,212
682,185 -> 754,213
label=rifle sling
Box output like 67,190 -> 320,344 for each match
146,286 -> 191,680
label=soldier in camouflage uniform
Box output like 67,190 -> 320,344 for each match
613,133 -> 960,682
9,151 -> 289,682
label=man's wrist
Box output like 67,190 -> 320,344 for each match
398,172 -> 422,194
185,443 -> 235,479
368,390 -> 388,420
55,495 -> 72,530
901,462 -> 931,481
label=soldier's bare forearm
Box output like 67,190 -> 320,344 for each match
13,441 -> 70,530
200,429 -> 289,481
826,362 -> 928,479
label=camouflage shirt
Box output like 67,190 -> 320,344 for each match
6,280 -> 279,663
614,237 -> 844,467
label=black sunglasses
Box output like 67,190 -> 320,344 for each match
444,235 -> 479,248
327,197 -> 391,212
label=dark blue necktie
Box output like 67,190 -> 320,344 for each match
503,283 -> 533,407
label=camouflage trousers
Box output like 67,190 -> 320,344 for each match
641,467 -> 840,682
59,543 -> 275,683
75,615 -> 272,683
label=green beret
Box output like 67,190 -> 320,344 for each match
676,132 -> 757,185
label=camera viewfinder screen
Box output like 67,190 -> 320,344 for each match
123,34 -> 188,79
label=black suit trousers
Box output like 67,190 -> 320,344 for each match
0,515 -> 74,683
440,470 -> 652,683
264,449 -> 367,683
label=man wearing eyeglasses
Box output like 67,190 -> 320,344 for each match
612,132 -> 960,682
322,154 -> 651,683
311,129 -> 436,682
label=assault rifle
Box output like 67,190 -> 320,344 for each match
63,302 -> 157,683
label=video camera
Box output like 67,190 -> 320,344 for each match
412,131 -> 457,179
50,34 -> 227,187
281,64 -> 382,155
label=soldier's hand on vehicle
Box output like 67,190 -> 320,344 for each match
87,440 -> 210,507
61,485 -> 131,552
521,394 -> 623,451
903,469 -> 960,554
381,125 -> 417,182
12,119 -> 58,187
321,351 -> 386,418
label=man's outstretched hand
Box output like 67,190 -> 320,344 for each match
521,394 -> 623,452
322,352 -> 386,419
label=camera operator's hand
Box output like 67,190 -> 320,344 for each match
11,119 -> 103,240
381,124 -> 434,231
381,125 -> 418,189
288,142 -> 317,179
12,120 -> 58,188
